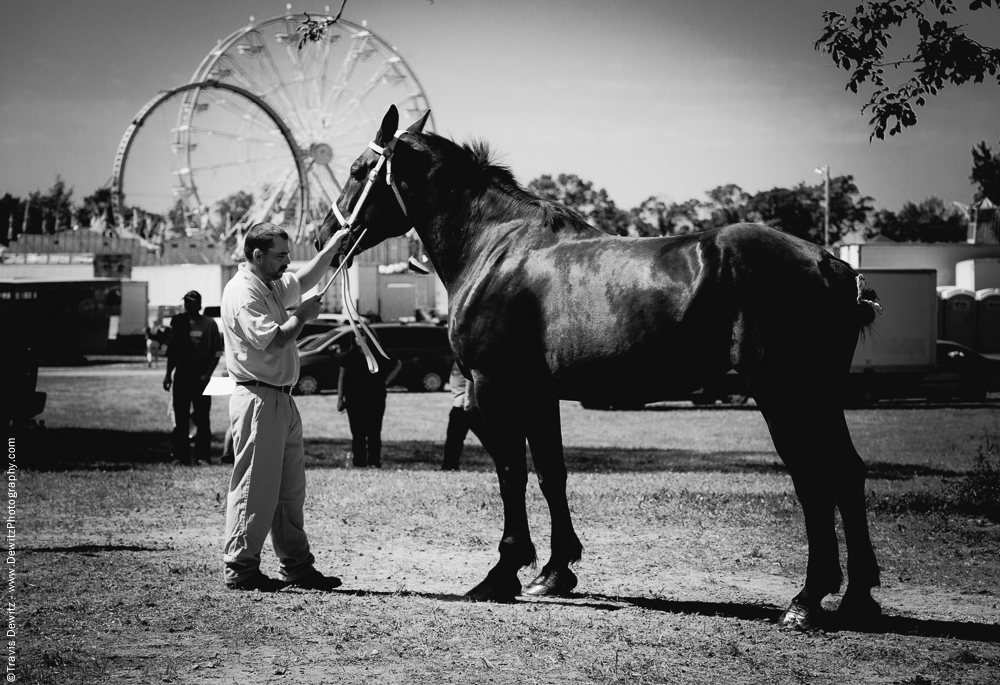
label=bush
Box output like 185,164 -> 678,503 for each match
867,435 -> 1000,521
950,436 -> 1000,521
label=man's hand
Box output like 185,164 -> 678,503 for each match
294,295 -> 323,323
337,396 -> 346,412
163,374 -> 172,392
322,228 -> 351,256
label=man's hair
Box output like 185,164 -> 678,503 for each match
244,222 -> 289,261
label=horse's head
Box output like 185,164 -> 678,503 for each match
315,105 -> 431,259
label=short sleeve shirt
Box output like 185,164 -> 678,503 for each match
221,262 -> 302,387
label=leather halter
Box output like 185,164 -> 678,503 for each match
320,127 -> 412,291
329,129 -> 409,237
317,129 -> 411,373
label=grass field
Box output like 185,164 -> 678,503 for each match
10,366 -> 1000,684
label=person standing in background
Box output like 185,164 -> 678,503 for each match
145,320 -> 161,368
163,291 -> 221,465
441,362 -> 486,471
337,330 -> 401,468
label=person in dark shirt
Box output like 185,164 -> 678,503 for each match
337,330 -> 401,468
163,290 -> 222,464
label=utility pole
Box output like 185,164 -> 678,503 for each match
814,165 -> 830,248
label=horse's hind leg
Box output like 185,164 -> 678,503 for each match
523,391 -> 583,597
464,375 -> 536,603
757,397 -> 880,630
829,414 -> 882,625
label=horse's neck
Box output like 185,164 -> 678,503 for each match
414,213 -> 478,294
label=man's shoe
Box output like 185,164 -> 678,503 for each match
221,453 -> 235,464
285,570 -> 342,592
225,571 -> 285,593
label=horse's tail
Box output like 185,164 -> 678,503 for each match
854,273 -> 884,339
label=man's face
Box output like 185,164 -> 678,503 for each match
257,236 -> 291,282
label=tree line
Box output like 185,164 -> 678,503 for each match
529,136 -> 998,243
2,138 -> 998,249
0,183 -> 255,249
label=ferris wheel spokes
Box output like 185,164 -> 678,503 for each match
162,11 -> 435,242
305,162 -> 338,213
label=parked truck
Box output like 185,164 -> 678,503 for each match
0,278 -> 148,361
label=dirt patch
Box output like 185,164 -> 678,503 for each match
15,463 -> 1000,685
14,375 -> 1000,683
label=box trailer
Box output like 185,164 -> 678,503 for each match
131,264 -> 236,318
107,280 -> 150,354
840,243 -> 1000,287
0,279 -> 126,361
848,269 -> 938,402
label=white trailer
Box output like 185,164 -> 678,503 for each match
840,243 -> 1000,287
132,264 -> 236,318
849,268 -> 938,401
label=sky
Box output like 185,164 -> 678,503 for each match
2,0 -> 999,215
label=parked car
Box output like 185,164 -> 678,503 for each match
297,313 -> 369,340
919,340 -> 1000,401
580,370 -> 750,410
295,322 -> 453,394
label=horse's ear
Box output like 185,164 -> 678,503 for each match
407,110 -> 431,134
375,105 -> 399,145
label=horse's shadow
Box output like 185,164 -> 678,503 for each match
575,593 -> 1000,642
317,587 -> 1000,643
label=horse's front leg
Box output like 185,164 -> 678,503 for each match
523,390 -> 582,597
465,375 -> 535,603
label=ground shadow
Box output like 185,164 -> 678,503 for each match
23,544 -> 170,554
293,588 -> 1000,642
545,593 -> 1000,643
15,428 -> 966,480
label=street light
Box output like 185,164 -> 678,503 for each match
814,165 -> 830,248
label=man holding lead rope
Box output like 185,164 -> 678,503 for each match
220,221 -> 349,592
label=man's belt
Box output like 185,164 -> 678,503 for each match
236,380 -> 293,394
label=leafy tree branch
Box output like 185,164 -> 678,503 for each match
815,0 -> 1000,140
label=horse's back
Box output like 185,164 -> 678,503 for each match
450,222 -> 864,402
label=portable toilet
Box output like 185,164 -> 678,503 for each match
936,285 -> 948,340
937,287 -> 977,348
976,288 -> 1000,354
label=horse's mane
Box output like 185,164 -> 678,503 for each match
427,135 -> 588,233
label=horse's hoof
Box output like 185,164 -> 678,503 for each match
778,600 -> 823,632
836,591 -> 882,629
524,568 -> 578,597
464,574 -> 521,604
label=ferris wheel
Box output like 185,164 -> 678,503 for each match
111,80 -> 307,240
113,8 -> 434,242
182,8 -> 434,238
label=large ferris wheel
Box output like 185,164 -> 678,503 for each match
112,8 -> 435,242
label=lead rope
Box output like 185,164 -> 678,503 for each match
319,129 -> 411,374
341,274 -> 389,373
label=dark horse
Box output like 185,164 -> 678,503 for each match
318,105 -> 883,630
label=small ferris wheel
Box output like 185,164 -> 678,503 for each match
113,6 -> 434,242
